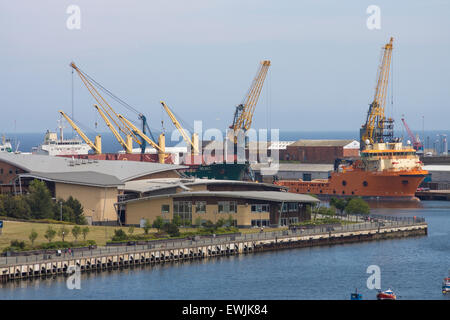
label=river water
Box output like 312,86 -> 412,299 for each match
0,200 -> 449,300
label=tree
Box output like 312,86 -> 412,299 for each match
58,226 -> 69,242
128,225 -> 135,235
172,215 -> 182,227
162,222 -> 180,237
330,197 -> 347,214
345,198 -> 370,215
26,179 -> 54,219
112,229 -> 128,241
71,225 -> 81,241
1,195 -> 31,219
226,215 -> 234,227
194,217 -> 203,227
44,227 -> 56,242
152,216 -> 164,231
143,219 -> 152,234
29,229 -> 38,246
81,226 -> 90,241
64,196 -> 86,224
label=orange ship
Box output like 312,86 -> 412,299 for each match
275,142 -> 428,201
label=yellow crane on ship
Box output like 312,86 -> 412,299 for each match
361,37 -> 394,148
71,62 -> 161,155
118,114 -> 167,163
229,60 -> 271,143
58,110 -> 102,154
160,101 -> 199,155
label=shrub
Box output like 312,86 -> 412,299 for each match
162,222 -> 180,237
111,229 -> 128,242
345,198 -> 370,215
44,226 -> 56,242
152,216 -> 164,231
29,229 -> 38,246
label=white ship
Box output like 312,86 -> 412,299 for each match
32,121 -> 91,156
0,136 -> 13,153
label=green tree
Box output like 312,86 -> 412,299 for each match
194,217 -> 203,227
26,179 -> 54,219
111,229 -> 128,241
143,219 -> 152,234
44,226 -> 56,242
152,216 -> 164,231
172,214 -> 182,227
71,225 -> 81,241
128,225 -> 135,235
1,195 -> 31,219
81,226 -> 90,241
58,226 -> 69,242
64,196 -> 86,224
28,229 -> 38,246
226,215 -> 234,227
345,198 -> 370,215
330,197 -> 347,214
162,222 -> 180,237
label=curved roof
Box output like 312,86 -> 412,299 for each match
0,153 -> 186,182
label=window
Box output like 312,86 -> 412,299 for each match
251,220 -> 270,227
173,201 -> 192,221
251,204 -> 269,213
161,204 -> 170,214
288,203 -> 298,212
195,201 -> 206,213
0,168 -> 3,174
302,173 -> 312,181
218,201 -> 237,213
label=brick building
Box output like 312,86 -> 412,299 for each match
284,140 -> 360,163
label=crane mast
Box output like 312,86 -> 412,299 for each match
59,110 -> 102,154
229,60 -> 271,141
361,38 -> 394,148
160,101 -> 199,155
94,104 -> 133,154
401,117 -> 423,151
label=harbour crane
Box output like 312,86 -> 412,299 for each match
118,114 -> 167,163
59,110 -> 102,154
160,101 -> 199,155
361,38 -> 394,148
94,104 -> 133,154
229,60 -> 271,143
70,62 -> 154,154
401,116 -> 424,151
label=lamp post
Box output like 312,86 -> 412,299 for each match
59,201 -> 63,221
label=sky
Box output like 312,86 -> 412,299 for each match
1,0 -> 449,135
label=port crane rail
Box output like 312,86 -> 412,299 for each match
361,38 -> 394,146
229,60 -> 271,141
58,110 -> 102,154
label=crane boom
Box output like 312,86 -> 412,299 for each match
361,38 -> 394,147
230,60 -> 271,133
59,110 -> 102,154
401,117 -> 423,151
94,104 -> 133,154
70,62 -> 142,146
160,101 -> 199,155
118,114 -> 163,152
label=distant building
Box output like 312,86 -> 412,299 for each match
285,140 -> 360,163
251,163 -> 333,183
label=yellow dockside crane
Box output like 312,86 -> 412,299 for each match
361,37 -> 394,148
59,110 -> 102,154
160,101 -> 199,155
229,60 -> 271,143
118,114 -> 167,163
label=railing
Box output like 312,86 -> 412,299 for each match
0,217 -> 426,267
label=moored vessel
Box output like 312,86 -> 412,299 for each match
275,142 -> 428,200
443,276 -> 450,294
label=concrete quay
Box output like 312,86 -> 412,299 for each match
0,220 -> 427,283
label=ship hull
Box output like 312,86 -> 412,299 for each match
276,169 -> 427,200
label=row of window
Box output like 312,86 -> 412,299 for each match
0,168 -> 19,175
361,151 -> 415,157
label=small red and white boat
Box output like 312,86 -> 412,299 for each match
376,289 -> 397,300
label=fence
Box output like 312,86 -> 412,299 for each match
0,216 -> 426,267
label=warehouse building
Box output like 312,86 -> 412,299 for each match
117,178 -> 319,228
285,140 -> 360,163
251,163 -> 333,183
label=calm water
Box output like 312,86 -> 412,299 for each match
0,201 -> 449,300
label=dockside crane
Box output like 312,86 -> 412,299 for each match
59,110 -> 102,154
160,101 -> 199,155
229,60 -> 271,143
361,38 -> 394,148
94,104 -> 133,154
71,62 -> 155,154
118,114 -> 167,163
401,116 -> 424,152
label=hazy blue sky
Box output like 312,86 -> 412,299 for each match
1,0 -> 449,135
